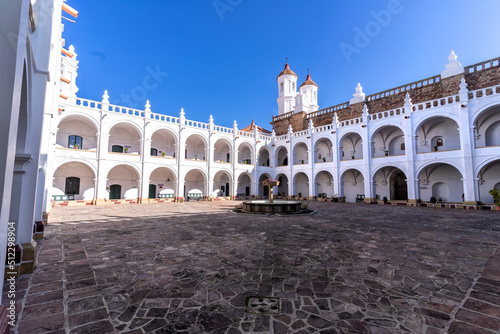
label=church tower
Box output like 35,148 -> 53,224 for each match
295,72 -> 319,114
276,62 -> 298,115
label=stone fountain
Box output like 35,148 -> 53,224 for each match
241,178 -> 302,214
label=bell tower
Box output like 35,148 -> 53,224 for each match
276,61 -> 298,115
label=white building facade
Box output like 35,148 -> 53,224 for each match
44,50 -> 500,213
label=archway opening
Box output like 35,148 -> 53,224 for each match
293,143 -> 308,165
185,135 -> 206,161
214,139 -> 231,163
418,163 -> 463,202
150,167 -> 176,199
238,143 -> 252,165
315,138 -> 333,163
477,159 -> 500,204
109,123 -> 142,154
213,171 -> 231,197
315,171 -> 334,197
107,165 -> 140,200
258,147 -> 270,167
415,117 -> 460,153
56,116 -> 98,151
341,169 -> 364,203
52,162 -> 95,201
237,173 -> 252,197
293,172 -> 309,197
184,169 -> 206,200
340,133 -> 363,160
258,173 -> 271,197
372,126 -> 405,157
151,129 -> 176,158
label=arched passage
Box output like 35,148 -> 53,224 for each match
276,173 -> 289,197
149,167 -> 176,199
107,165 -> 140,200
56,115 -> 98,150
275,146 -> 288,166
151,129 -> 177,157
52,162 -> 96,201
474,104 -> 500,148
213,138 -> 232,163
293,172 -> 309,197
418,163 -> 463,202
371,125 -> 405,157
477,159 -> 500,204
373,166 -> 407,200
238,142 -> 253,165
184,169 -> 206,199
185,134 -> 207,160
293,142 -> 308,165
315,171 -> 334,197
415,116 -> 460,153
314,138 -> 333,163
340,132 -> 363,160
213,170 -> 232,197
237,173 -> 252,196
341,169 -> 364,203
258,173 -> 272,197
109,123 -> 142,154
258,147 -> 271,167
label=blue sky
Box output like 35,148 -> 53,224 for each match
63,0 -> 500,131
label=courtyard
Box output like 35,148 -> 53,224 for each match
4,201 -> 500,334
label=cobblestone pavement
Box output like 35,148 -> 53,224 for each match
3,202 -> 500,334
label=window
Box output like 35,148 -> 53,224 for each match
112,145 -> 123,153
437,138 -> 444,147
65,177 -> 80,195
401,143 -> 405,151
68,135 -> 83,149
151,148 -> 158,156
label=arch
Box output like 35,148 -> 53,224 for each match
315,170 -> 334,197
372,166 -> 408,201
471,102 -> 500,129
293,142 -> 309,165
338,130 -> 363,144
417,163 -> 464,202
414,116 -> 461,153
107,120 -> 143,139
275,145 -> 288,166
485,120 -> 500,146
106,164 -> 141,200
258,173 -> 272,197
313,137 -> 333,163
149,166 -> 177,199
416,160 -> 464,178
184,168 -> 208,199
151,128 -> 177,158
275,173 -> 289,197
476,158 -> 500,204
258,146 -> 271,167
150,126 -> 179,144
369,122 -> 405,138
293,172 -> 309,197
53,158 -> 98,176
213,138 -> 233,163
58,113 -> 100,132
51,161 -> 96,201
213,170 -> 232,197
237,141 -> 254,165
339,132 -> 363,160
370,125 -> 405,157
413,114 -> 461,135
237,172 -> 252,197
371,163 -> 407,180
56,114 -> 99,150
340,168 -> 365,203
185,133 -> 208,160
109,122 -> 143,154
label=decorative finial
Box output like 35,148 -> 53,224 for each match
307,68 -> 310,75
286,57 -> 288,64
233,120 -> 238,128
448,50 -> 458,63
404,92 -> 412,106
180,108 -> 185,117
145,100 -> 151,112
209,114 -> 214,123
459,77 -> 468,91
102,90 -> 109,104
362,103 -> 369,116
350,83 -> 365,104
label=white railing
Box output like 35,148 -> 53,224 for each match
239,131 -> 255,138
272,111 -> 293,122
275,134 -> 288,141
366,75 -> 441,102
109,104 -> 144,118
312,124 -> 332,133
186,120 -> 209,130
291,129 -> 309,138
338,116 -> 363,128
369,108 -> 405,121
306,102 -> 349,119
149,112 -> 179,124
465,57 -> 500,74
74,97 -> 101,110
468,85 -> 500,100
213,125 -> 233,134
411,94 -> 460,112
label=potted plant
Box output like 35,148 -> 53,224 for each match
301,160 -> 304,164
322,157 -> 326,162
74,144 -> 79,149
438,197 -> 443,202
351,155 -> 355,159
489,188 -> 500,211
433,146 -> 438,152
162,152 -> 165,157
383,196 -> 388,204
384,150 -> 389,156
124,147 -> 129,153
430,196 -> 437,204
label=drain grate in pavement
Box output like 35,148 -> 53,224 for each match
246,296 -> 280,315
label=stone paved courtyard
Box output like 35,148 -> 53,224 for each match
3,201 -> 500,334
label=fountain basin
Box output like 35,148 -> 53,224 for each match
242,200 -> 302,214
